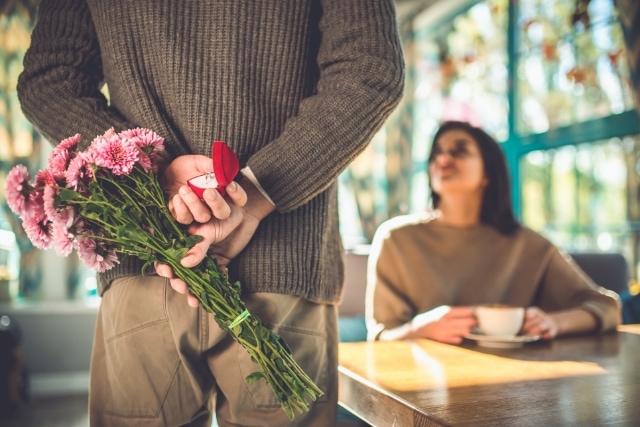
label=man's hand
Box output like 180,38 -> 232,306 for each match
155,179 -> 251,306
161,154 -> 235,224
156,155 -> 275,307
179,180 -> 264,269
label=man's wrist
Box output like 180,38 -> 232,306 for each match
237,175 -> 276,221
240,166 -> 275,206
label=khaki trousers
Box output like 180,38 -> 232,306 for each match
89,276 -> 338,427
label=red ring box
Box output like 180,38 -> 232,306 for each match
187,141 -> 240,198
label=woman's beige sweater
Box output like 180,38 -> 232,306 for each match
366,213 -> 621,339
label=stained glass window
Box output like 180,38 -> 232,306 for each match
517,0 -> 634,134
523,139 -> 626,245
413,0 -> 510,145
521,135 -> 640,277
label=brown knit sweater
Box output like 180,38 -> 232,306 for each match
17,0 -> 405,302
366,213 -> 621,339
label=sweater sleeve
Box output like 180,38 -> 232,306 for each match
246,0 -> 405,212
536,247 -> 621,332
365,222 -> 416,340
17,0 -> 135,148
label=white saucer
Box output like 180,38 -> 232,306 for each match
463,331 -> 541,348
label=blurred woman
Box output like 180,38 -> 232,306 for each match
366,121 -> 620,344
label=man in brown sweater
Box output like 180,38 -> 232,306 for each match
17,1 -> 405,426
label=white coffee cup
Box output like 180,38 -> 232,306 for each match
475,304 -> 525,338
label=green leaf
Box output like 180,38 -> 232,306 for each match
245,372 -> 265,385
277,334 -> 292,355
186,234 -> 203,247
231,324 -> 242,336
117,224 -> 148,243
81,210 -> 104,222
58,188 -> 82,201
239,327 -> 258,346
164,247 -> 189,262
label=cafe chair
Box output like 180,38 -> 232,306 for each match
568,251 -> 640,324
568,252 -> 629,294
338,251 -> 368,343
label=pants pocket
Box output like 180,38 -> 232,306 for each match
236,323 -> 328,408
100,277 -> 183,418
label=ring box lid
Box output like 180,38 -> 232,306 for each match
187,141 -> 239,198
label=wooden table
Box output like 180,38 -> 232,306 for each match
338,325 -> 640,426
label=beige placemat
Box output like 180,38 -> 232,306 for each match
339,339 -> 606,392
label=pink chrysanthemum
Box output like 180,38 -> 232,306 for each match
65,152 -> 94,190
58,133 -> 81,151
119,128 -> 165,173
90,129 -> 139,176
22,212 -> 53,250
52,207 -> 77,257
25,189 -> 46,224
135,148 -> 153,173
73,219 -> 89,235
76,235 -> 120,272
47,134 -> 80,178
119,128 -> 165,154
43,185 -> 60,222
5,165 -> 33,217
35,169 -> 59,187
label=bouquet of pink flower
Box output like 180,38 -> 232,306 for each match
5,128 -> 322,419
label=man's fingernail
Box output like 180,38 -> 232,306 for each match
228,181 -> 237,191
204,189 -> 217,200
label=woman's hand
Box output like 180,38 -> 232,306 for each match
522,306 -> 558,340
410,305 -> 477,344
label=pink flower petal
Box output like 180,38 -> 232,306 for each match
5,165 -> 33,217
22,212 -> 52,250
76,236 -> 119,272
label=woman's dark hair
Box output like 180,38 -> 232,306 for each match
427,121 -> 520,235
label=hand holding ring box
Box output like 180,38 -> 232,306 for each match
187,141 -> 240,198
475,304 -> 525,338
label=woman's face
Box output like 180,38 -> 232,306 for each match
429,129 -> 487,197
